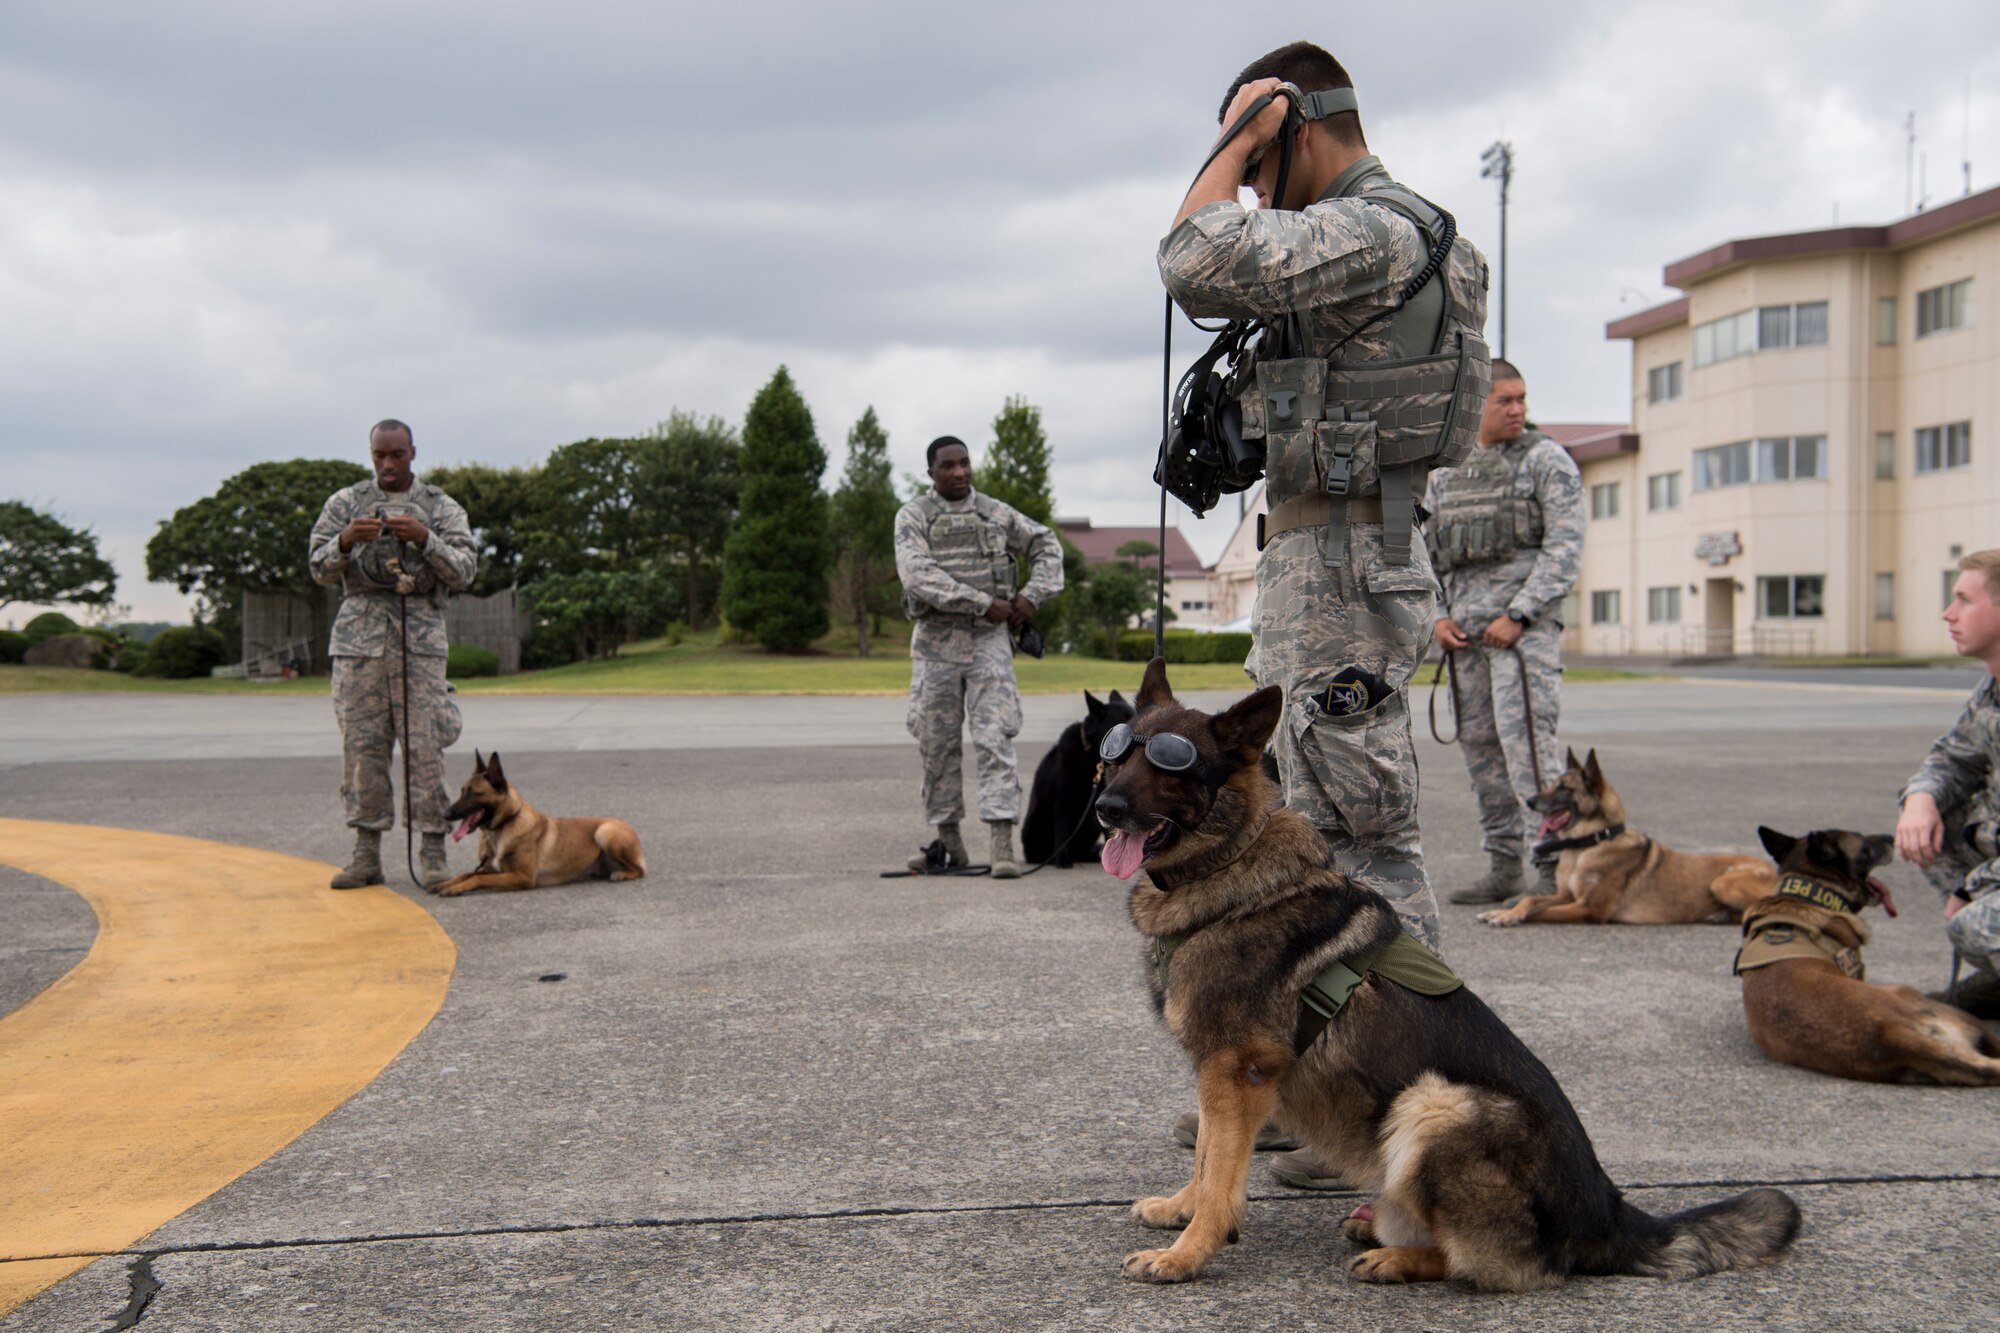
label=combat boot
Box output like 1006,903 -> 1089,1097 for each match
907,822 -> 973,872
419,832 -> 451,889
988,820 -> 1021,879
1448,852 -> 1524,905
330,829 -> 384,890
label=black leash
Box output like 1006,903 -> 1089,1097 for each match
881,767 -> 1108,880
1425,640 -> 1544,790
399,590 -> 416,885
1156,294 -> 1171,661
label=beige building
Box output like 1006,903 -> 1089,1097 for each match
1054,517 -> 1217,627
1591,185 -> 2000,657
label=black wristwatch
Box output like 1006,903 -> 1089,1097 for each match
1506,609 -> 1532,627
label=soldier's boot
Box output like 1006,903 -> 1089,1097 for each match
330,829 -> 384,890
1532,860 -> 1558,894
1930,967 -> 2000,1021
988,820 -> 1021,879
1448,853 -> 1524,905
907,822 -> 973,872
419,833 -> 451,889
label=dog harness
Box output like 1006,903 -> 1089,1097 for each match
1152,929 -> 1463,1056
1733,878 -> 1870,980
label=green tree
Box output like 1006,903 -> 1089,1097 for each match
0,500 -> 117,613
522,438 -> 655,576
642,411 -> 742,629
974,394 -> 1054,526
829,406 -> 900,657
720,366 -> 830,653
145,458 -> 369,663
421,462 -> 547,596
522,568 -> 676,661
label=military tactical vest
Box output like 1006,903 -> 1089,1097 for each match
346,481 -> 450,602
1425,434 -> 1547,574
1245,182 -> 1490,569
901,492 -> 1017,619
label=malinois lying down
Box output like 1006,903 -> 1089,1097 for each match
1095,660 -> 1799,1288
432,750 -> 645,896
1738,826 -> 2000,1085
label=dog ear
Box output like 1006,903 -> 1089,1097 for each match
1565,747 -> 1581,773
1136,656 -> 1175,711
1211,685 -> 1284,763
1108,689 -> 1127,705
474,748 -> 485,772
1582,749 -> 1603,791
1757,825 -> 1796,862
1084,690 -> 1104,717
486,752 -> 508,791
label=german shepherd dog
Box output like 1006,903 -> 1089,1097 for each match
431,751 -> 646,896
1022,689 -> 1133,867
1739,826 -> 2000,1085
1096,660 -> 1799,1288
1479,748 -> 1777,927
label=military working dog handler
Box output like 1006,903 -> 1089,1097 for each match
894,436 -> 1063,879
308,419 -> 477,889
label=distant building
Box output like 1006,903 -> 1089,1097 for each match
1055,518 -> 1217,626
1590,185 -> 2000,657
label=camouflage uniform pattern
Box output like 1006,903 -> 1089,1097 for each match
309,478 -> 477,833
1160,156 -> 1493,954
1426,431 -> 1585,860
1902,676 -> 2000,976
894,489 -> 1063,825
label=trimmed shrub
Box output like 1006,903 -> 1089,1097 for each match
22,611 -> 80,646
142,626 -> 228,679
0,630 -> 25,663
1115,630 -> 1253,665
447,644 -> 501,679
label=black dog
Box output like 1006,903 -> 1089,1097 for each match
1022,690 -> 1134,867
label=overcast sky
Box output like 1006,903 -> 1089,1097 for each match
5,0 -> 1997,623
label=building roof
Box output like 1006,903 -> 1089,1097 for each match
1056,518 -> 1205,575
1606,184 -> 2000,340
1539,422 -> 1639,462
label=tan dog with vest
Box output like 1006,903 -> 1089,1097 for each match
431,751 -> 645,896
1478,748 -> 1777,927
1738,826 -> 2000,1085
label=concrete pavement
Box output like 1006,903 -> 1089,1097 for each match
1,677 -> 1996,1330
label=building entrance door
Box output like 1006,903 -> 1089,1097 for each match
1703,578 -> 1735,656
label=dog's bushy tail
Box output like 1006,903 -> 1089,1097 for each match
1614,1187 -> 1800,1279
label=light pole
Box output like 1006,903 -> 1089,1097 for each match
1480,140 -> 1513,359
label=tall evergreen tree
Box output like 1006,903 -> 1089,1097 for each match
719,367 -> 829,652
643,411 -> 742,629
829,406 -> 900,658
974,394 -> 1054,526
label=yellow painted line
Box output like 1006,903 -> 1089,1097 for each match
0,819 -> 455,1316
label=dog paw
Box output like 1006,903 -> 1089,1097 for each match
1131,1196 -> 1191,1231
1477,909 -> 1522,927
431,882 -> 470,897
609,871 -> 642,882
1122,1247 -> 1202,1283
1349,1248 -> 1415,1284
1340,1205 -> 1377,1248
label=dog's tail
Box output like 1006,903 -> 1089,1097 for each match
1613,1187 -> 1800,1279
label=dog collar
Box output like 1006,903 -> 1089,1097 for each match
1532,822 -> 1628,857
1145,811 -> 1269,893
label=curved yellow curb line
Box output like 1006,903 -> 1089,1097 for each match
0,819 -> 455,1316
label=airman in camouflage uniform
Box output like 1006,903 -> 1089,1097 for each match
895,436 -> 1063,878
308,420 -> 476,889
1426,362 -> 1585,905
1897,551 -> 2000,1017
1158,44 -> 1490,956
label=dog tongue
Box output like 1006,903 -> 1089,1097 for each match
1102,829 -> 1148,880
1868,876 -> 1898,917
1537,810 -> 1571,838
450,812 -> 481,843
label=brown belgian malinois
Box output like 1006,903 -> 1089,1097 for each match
431,751 -> 645,896
1478,748 -> 1777,927
1094,659 -> 1799,1288
1738,826 -> 2000,1085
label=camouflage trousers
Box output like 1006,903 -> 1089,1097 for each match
907,632 -> 1023,825
1445,622 -> 1563,863
332,652 -> 461,834
1922,785 -> 2000,977
1255,526 -> 1443,955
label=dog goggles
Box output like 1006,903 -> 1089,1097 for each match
1098,723 -> 1199,773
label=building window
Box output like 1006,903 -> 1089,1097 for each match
1876,296 -> 1897,345
1753,435 -> 1827,481
1692,309 -> 1757,367
1793,302 -> 1828,346
1646,472 -> 1682,511
1694,304 -> 1826,366
1914,421 -> 1972,473
1873,432 -> 1895,480
1692,440 -> 1751,490
1916,278 -> 1973,337
1647,361 -> 1683,403
1647,586 -> 1682,624
1758,575 -> 1825,619
1874,572 -> 1895,621
1179,600 -> 1207,611
1591,590 -> 1622,625
1590,482 -> 1621,519
1944,569 -> 1961,609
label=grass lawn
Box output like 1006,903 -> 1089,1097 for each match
0,625 -> 1647,696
